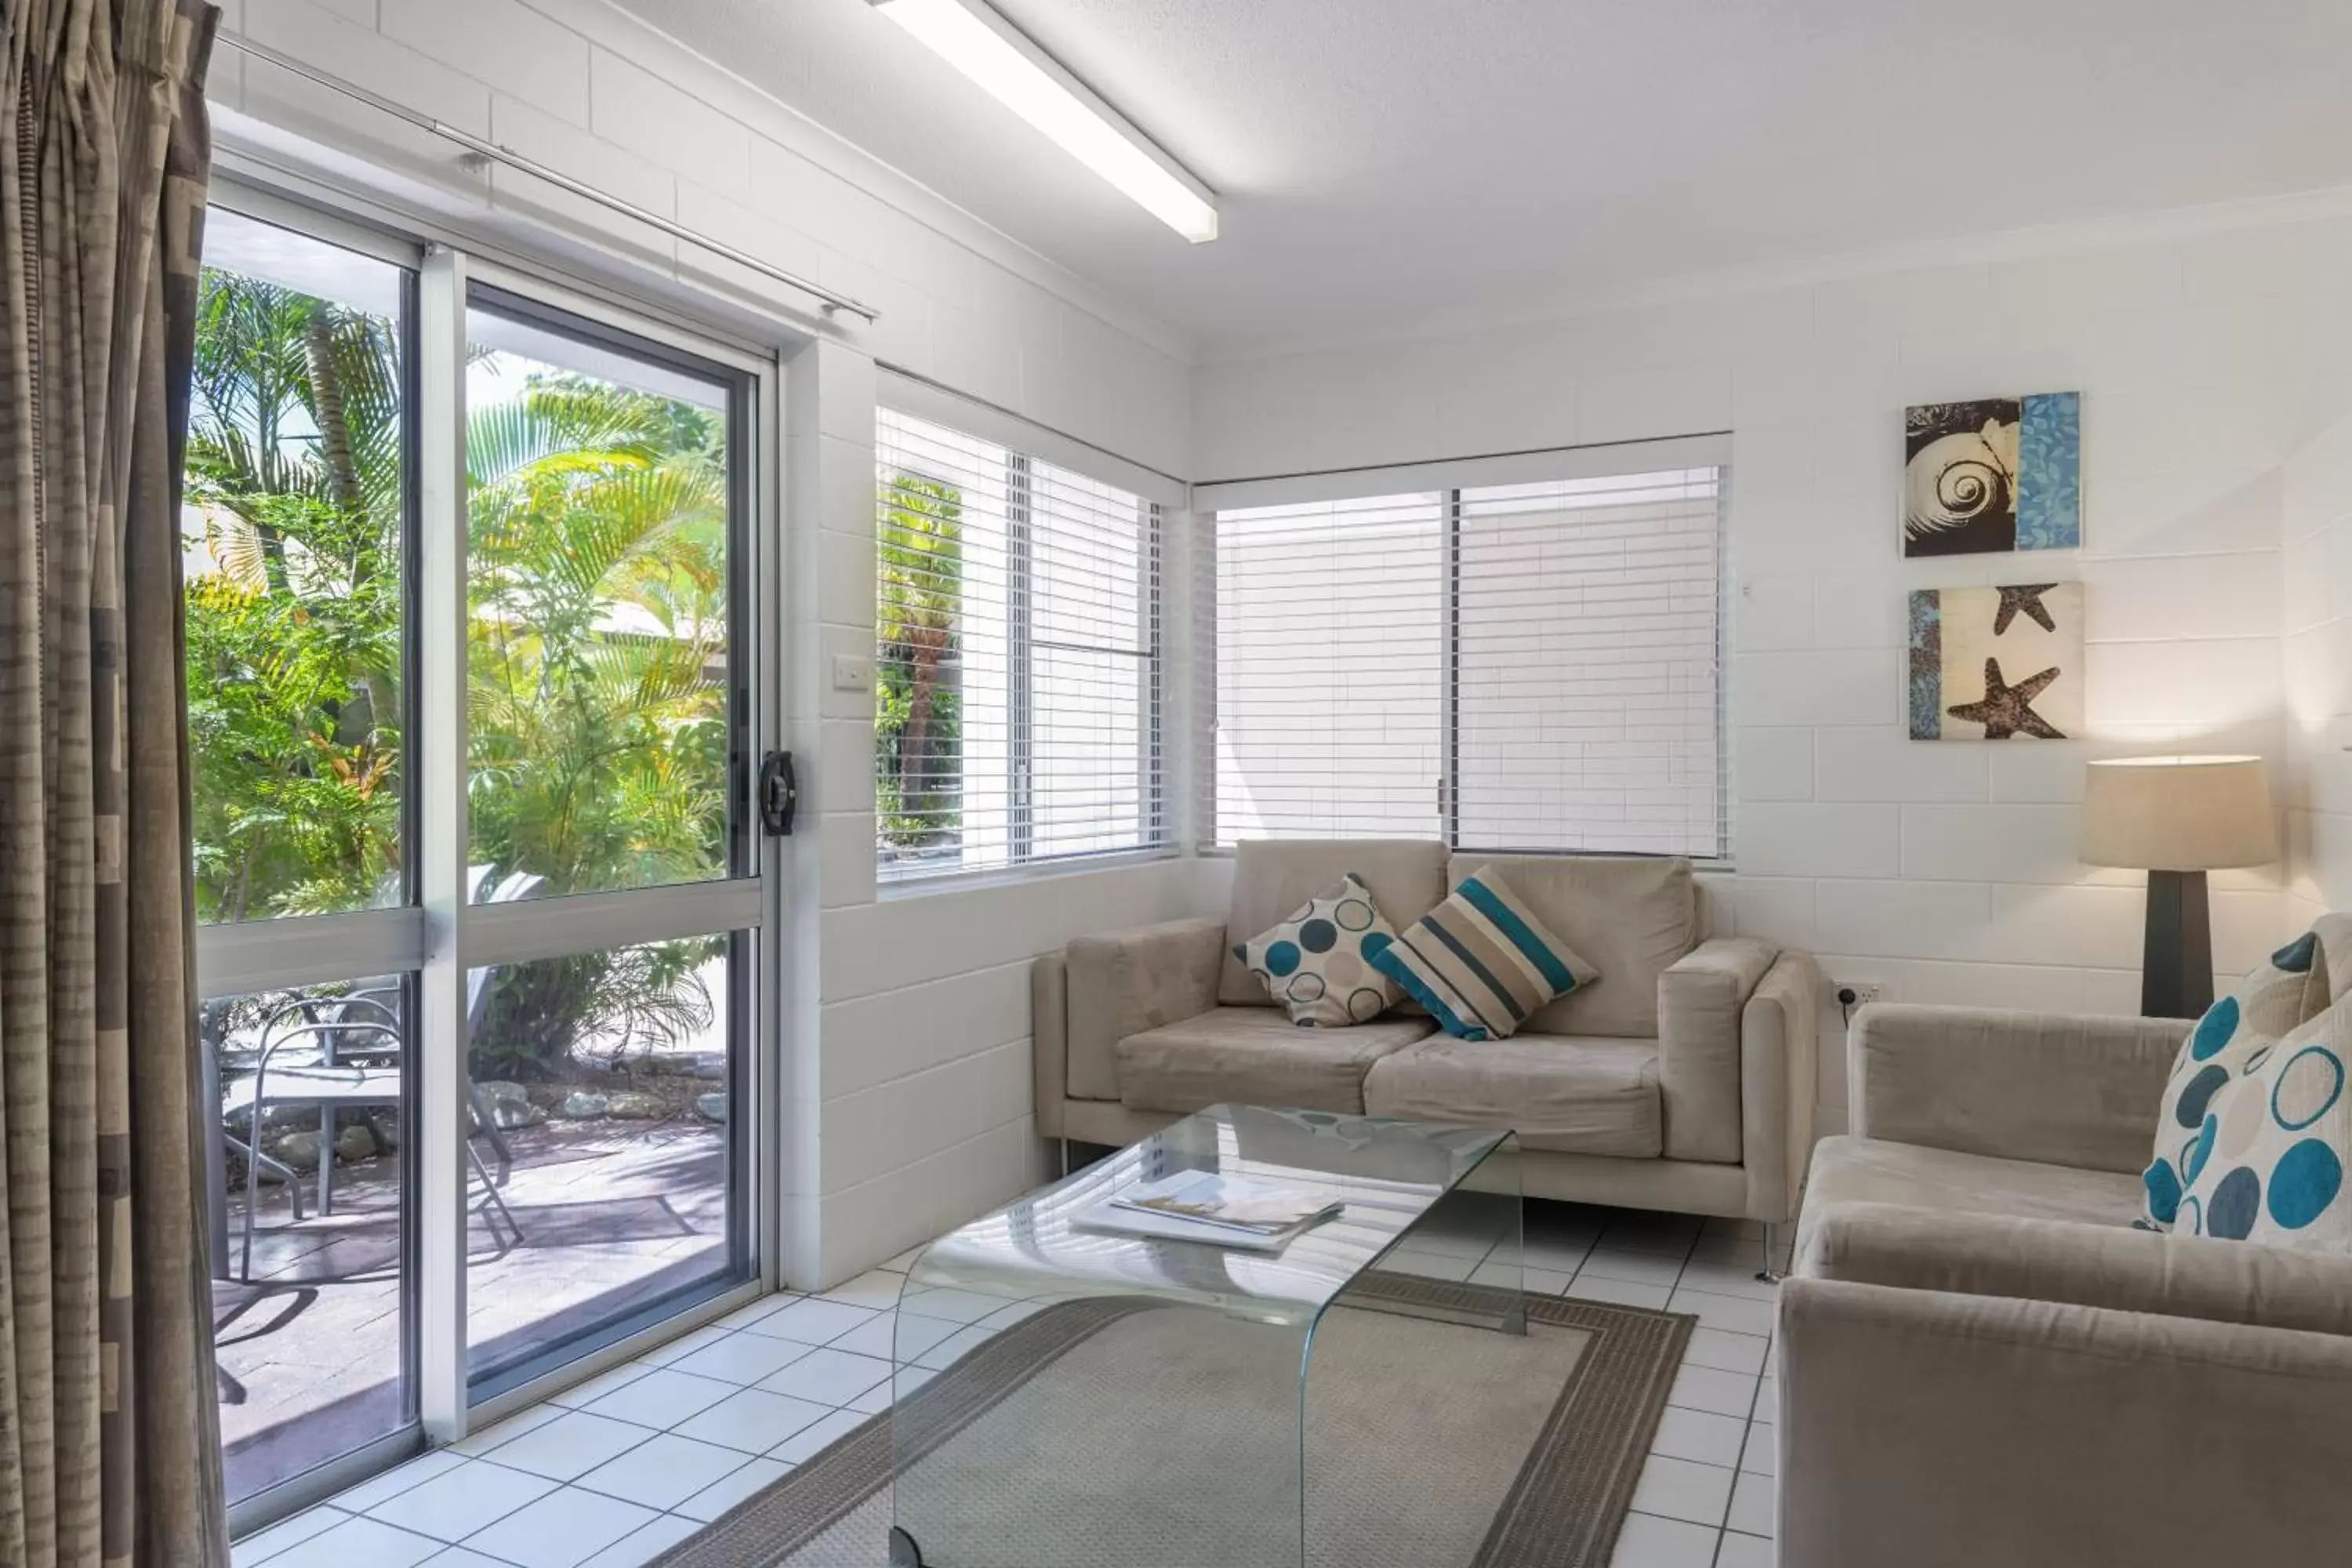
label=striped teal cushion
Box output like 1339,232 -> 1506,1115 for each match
1366,866 -> 1600,1040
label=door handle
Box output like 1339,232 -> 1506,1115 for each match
757,750 -> 799,837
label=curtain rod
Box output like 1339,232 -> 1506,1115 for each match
213,31 -> 881,325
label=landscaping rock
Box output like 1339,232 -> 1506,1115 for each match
559,1091 -> 610,1120
688,1054 -> 727,1081
275,1131 -> 321,1171
336,1123 -> 376,1163
695,1092 -> 728,1123
603,1091 -> 664,1120
474,1080 -> 543,1131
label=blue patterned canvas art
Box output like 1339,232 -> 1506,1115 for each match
1903,390 -> 2082,557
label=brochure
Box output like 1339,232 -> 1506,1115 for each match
1075,1171 -> 1342,1251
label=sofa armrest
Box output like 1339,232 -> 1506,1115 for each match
1800,1200 -> 2352,1338
1849,1004 -> 2187,1174
1062,916 -> 1228,1102
1657,935 -> 1779,1162
1739,949 -> 1820,1224
1780,1276 -> 2352,1568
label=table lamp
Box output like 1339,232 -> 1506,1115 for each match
2082,756 -> 2278,1018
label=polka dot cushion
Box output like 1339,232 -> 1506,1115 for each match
2141,931 -> 2332,1231
1232,873 -> 1407,1028
2173,990 -> 2352,1248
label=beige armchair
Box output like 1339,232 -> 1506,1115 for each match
1033,839 -> 1822,1249
1781,1004 -> 2352,1568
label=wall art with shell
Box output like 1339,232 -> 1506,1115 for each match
1903,392 -> 2081,557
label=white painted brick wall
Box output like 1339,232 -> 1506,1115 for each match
2285,396 -> 2352,930
1192,214 -> 2352,1120
207,0 -> 2352,1262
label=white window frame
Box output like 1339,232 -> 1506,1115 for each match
1192,436 -> 1732,862
874,375 -> 1183,887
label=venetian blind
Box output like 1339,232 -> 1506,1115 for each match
876,406 -> 1163,880
1197,444 -> 1727,858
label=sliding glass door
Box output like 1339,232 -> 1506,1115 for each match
191,193 -> 779,1530
456,287 -> 760,1399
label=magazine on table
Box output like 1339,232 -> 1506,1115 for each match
1075,1171 -> 1343,1251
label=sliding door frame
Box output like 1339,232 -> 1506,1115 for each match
195,179 -> 790,1528
423,253 -> 785,1428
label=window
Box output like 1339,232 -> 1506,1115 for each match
1201,458 -> 1726,858
876,405 -> 1164,880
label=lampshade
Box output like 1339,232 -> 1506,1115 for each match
2081,756 -> 2278,871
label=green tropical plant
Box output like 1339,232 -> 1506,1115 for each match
185,271 -> 404,921
876,472 -> 963,853
464,375 -> 730,1075
184,265 -> 726,1077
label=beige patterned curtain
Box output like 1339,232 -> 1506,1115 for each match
0,1 -> 227,1563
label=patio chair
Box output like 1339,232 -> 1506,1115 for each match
215,868 -> 543,1280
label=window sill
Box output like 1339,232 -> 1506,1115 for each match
875,846 -> 1185,902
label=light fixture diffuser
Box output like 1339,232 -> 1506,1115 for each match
870,0 -> 1218,243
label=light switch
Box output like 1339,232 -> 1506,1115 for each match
830,653 -> 873,692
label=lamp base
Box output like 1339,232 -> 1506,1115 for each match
2142,869 -> 2213,1020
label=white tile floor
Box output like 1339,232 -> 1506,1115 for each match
237,1205 -> 1787,1568
1388,1204 -> 1788,1568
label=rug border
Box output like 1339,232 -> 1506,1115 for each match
650,1275 -> 1695,1568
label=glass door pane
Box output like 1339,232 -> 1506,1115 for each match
459,289 -> 760,1398
463,294 -> 741,898
463,936 -> 744,1390
187,207 -> 417,1508
188,209 -> 409,924
209,977 -> 414,1501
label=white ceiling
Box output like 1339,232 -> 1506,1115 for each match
611,0 -> 2352,358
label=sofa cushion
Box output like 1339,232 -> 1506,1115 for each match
1368,866 -> 1599,1040
1116,1007 -> 1435,1116
1220,840 -> 1449,1007
1450,855 -> 1695,1039
2143,931 -> 2332,1229
1362,1033 -> 1660,1156
2172,990 -> 2352,1247
1797,1134 -> 2146,1259
1233,873 -> 1407,1026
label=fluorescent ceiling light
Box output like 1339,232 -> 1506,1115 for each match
870,0 -> 1219,243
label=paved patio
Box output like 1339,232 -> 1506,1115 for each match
216,1119 -> 733,1504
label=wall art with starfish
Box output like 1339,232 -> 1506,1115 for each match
1907,582 -> 2084,741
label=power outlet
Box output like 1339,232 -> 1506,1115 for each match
1830,979 -> 1884,1014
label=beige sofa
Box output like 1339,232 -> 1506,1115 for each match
1781,1004 -> 2352,1567
1033,839 -> 1821,1240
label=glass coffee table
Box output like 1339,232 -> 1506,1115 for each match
888,1103 -> 1522,1568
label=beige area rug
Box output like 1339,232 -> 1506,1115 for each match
655,1274 -> 1693,1568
